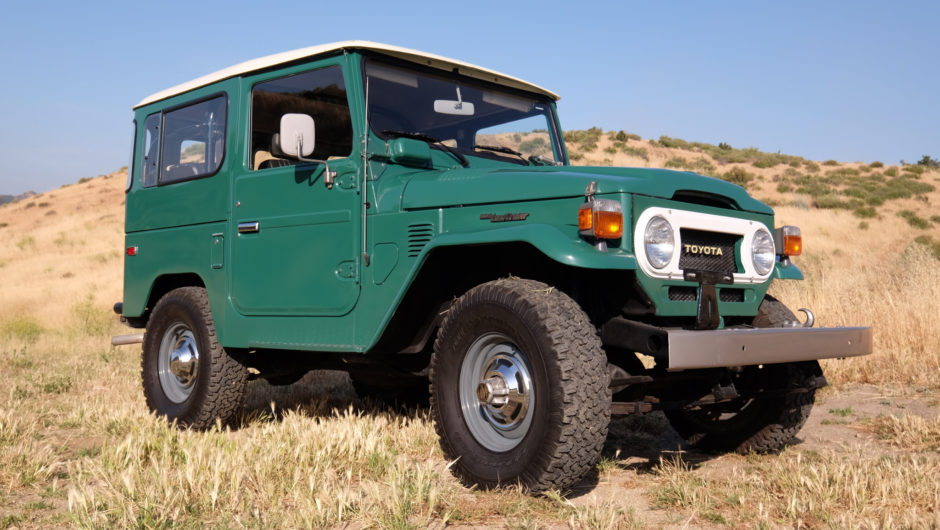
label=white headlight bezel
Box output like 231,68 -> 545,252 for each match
633,207 -> 776,284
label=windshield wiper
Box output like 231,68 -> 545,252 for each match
474,144 -> 529,164
383,130 -> 469,167
528,155 -> 560,166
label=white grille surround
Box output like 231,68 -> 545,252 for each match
633,207 -> 775,284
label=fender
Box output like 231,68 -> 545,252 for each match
418,222 -> 638,270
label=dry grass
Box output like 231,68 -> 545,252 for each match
1,146 -> 938,527
869,414 -> 940,452
651,450 -> 940,528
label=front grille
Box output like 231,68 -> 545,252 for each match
678,229 -> 740,274
719,288 -> 745,302
669,286 -> 746,303
669,286 -> 697,301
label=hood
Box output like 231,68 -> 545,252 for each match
400,165 -> 773,214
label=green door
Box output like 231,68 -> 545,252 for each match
231,64 -> 361,316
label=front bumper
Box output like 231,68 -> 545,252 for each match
601,317 -> 872,371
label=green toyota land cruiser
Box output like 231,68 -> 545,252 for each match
114,41 -> 872,492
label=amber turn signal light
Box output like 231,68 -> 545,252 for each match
579,199 -> 623,240
774,225 -> 802,256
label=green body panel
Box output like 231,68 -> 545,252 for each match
399,165 -> 772,214
123,48 -> 791,354
773,260 -> 804,280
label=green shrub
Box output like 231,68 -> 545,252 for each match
611,130 -> 629,142
858,221 -> 869,230
814,194 -> 848,209
822,160 -> 839,166
717,167 -> 754,186
71,294 -> 112,336
568,151 -> 584,161
803,161 -> 820,173
853,207 -> 877,218
664,157 -> 688,169
621,146 -> 649,160
913,235 -> 940,259
897,210 -> 931,229
869,161 -> 884,168
519,137 -> 547,152
777,183 -> 793,193
16,236 -> 35,250
902,165 -> 925,176
604,146 -> 617,155
884,167 -> 898,177
563,127 -> 603,146
718,142 -> 732,150
658,135 -> 691,150
1,316 -> 44,344
916,155 -> 939,168
752,157 -> 779,169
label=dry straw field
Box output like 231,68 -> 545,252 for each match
1,134 -> 939,528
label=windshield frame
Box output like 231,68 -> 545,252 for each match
360,54 -> 567,166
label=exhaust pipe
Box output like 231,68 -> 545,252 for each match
111,333 -> 144,346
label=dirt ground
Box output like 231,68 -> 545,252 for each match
559,383 -> 940,528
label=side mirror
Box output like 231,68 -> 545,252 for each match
278,113 -> 336,189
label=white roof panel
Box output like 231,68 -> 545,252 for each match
134,40 -> 559,108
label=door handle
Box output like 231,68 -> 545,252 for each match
238,221 -> 260,234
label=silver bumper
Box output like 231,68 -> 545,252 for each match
667,326 -> 872,371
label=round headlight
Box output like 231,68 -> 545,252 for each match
644,216 -> 675,269
751,229 -> 775,275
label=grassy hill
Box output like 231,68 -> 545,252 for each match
0,140 -> 938,527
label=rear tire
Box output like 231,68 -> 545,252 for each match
142,287 -> 247,429
430,278 -> 610,492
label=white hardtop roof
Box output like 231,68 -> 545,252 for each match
135,40 -> 559,109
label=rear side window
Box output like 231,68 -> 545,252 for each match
251,66 -> 353,170
159,96 -> 227,184
142,113 -> 161,187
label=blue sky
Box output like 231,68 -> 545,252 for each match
1,1 -> 937,195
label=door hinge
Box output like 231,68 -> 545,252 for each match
336,174 -> 357,189
335,260 -> 357,279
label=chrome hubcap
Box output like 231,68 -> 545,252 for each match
158,322 -> 199,403
459,333 -> 534,452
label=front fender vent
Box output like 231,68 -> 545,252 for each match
407,223 -> 434,257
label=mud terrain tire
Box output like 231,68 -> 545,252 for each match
665,295 -> 818,453
142,287 -> 247,429
430,278 -> 610,492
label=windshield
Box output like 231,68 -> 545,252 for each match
365,59 -> 564,166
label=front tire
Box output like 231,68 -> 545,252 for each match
142,287 -> 247,429
665,295 -> 819,453
430,279 -> 610,492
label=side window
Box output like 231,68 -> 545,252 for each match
251,65 -> 353,170
159,96 -> 227,184
142,113 -> 161,187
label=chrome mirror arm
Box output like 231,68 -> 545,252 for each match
294,136 -> 337,189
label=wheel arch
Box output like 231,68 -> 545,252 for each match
367,240 -> 640,356
123,272 -> 208,328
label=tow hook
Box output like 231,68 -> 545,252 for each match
782,308 -> 815,328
